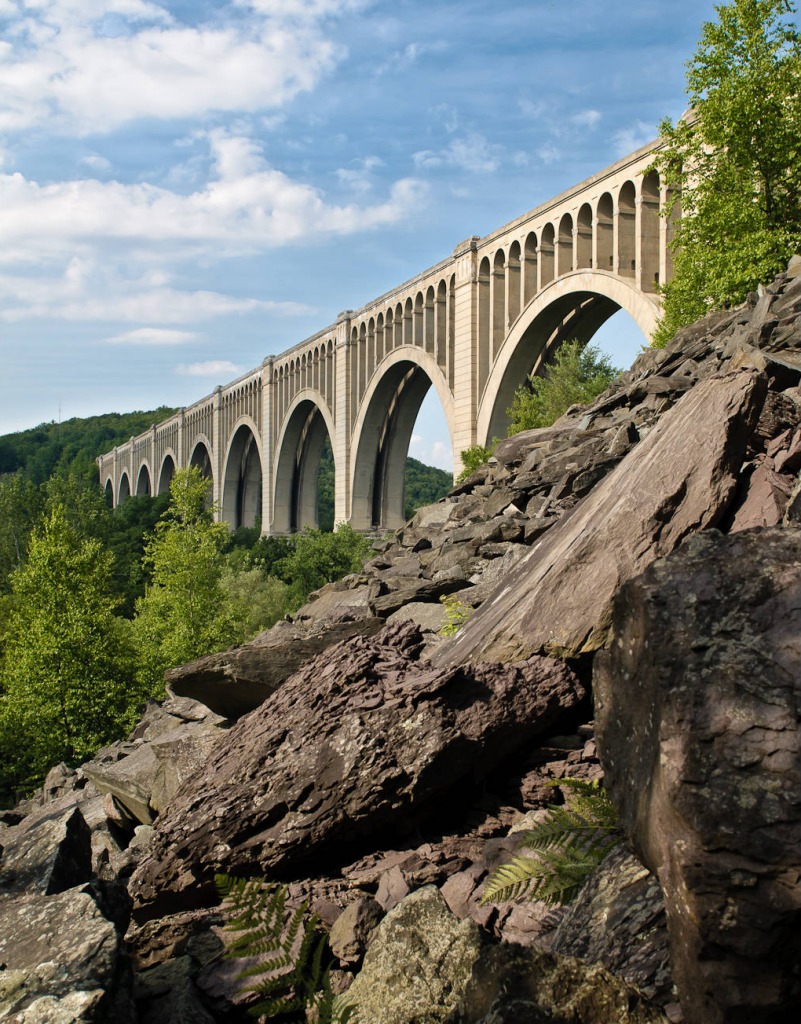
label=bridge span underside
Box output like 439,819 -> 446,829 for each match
351,361 -> 434,532
99,139 -> 670,534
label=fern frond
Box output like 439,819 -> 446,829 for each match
479,778 -> 623,908
215,872 -> 357,1023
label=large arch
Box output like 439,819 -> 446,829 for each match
189,436 -> 213,481
477,270 -> 660,444
273,391 -> 336,534
157,451 -> 176,495
118,471 -> 131,505
350,347 -> 456,532
136,461 -> 152,497
221,418 -> 263,529
104,478 -> 114,507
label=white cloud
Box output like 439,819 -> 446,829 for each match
1,132 -> 428,266
570,109 -> 601,130
104,327 -> 198,345
80,153 -> 112,172
336,155 -> 383,193
412,131 -> 501,175
176,360 -> 243,378
613,120 -> 656,157
0,0 -> 361,135
0,258 -> 312,323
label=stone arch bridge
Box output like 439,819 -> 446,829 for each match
99,137 -> 675,534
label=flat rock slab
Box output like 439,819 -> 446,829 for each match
166,613 -> 384,718
0,887 -> 130,1021
594,527 -> 801,1024
130,623 -> 583,918
432,369 -> 767,665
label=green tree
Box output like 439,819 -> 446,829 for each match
653,0 -> 801,345
278,525 -> 371,608
132,468 -> 240,695
507,341 -> 619,433
0,474 -> 42,593
0,506 -> 138,800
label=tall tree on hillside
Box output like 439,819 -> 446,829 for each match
653,0 -> 801,345
132,467 -> 241,695
0,506 -> 138,799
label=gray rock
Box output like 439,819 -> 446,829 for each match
433,369 -> 766,664
0,887 -> 134,1022
346,887 -> 482,1024
594,528 -> 801,1024
444,942 -> 668,1024
551,845 -> 673,1006
0,804 -> 91,896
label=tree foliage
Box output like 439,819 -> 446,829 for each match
653,0 -> 801,345
507,341 -> 619,434
132,468 -> 241,695
0,506 -> 139,799
278,525 -> 372,608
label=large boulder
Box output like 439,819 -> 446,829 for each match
0,886 -> 134,1022
165,606 -> 384,717
130,623 -> 583,917
444,942 -> 668,1024
0,802 -> 92,896
345,886 -> 483,1024
594,527 -> 801,1023
431,368 -> 767,665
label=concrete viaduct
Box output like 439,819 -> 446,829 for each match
98,137 -> 674,534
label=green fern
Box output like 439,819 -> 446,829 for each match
215,874 -> 357,1022
480,779 -> 622,907
438,594 -> 472,637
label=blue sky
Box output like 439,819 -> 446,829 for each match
0,0 -> 723,469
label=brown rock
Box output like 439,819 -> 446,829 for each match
433,369 -> 767,664
594,528 -> 801,1024
130,623 -> 583,918
166,612 -> 384,718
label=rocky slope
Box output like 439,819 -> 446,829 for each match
2,264 -> 800,1023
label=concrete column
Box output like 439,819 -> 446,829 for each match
333,312 -> 352,525
634,195 -> 644,292
261,358 -> 274,535
612,203 -> 620,277
451,236 -> 479,462
177,410 -> 185,467
212,386 -> 222,515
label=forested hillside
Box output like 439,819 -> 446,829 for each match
0,408 -> 178,485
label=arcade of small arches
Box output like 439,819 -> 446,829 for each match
99,140 -> 673,536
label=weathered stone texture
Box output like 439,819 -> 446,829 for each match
433,368 -> 767,665
131,622 -> 583,916
594,527 -> 801,1024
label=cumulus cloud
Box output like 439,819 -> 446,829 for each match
1,132 -> 428,266
0,0 -> 363,135
176,360 -> 243,377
